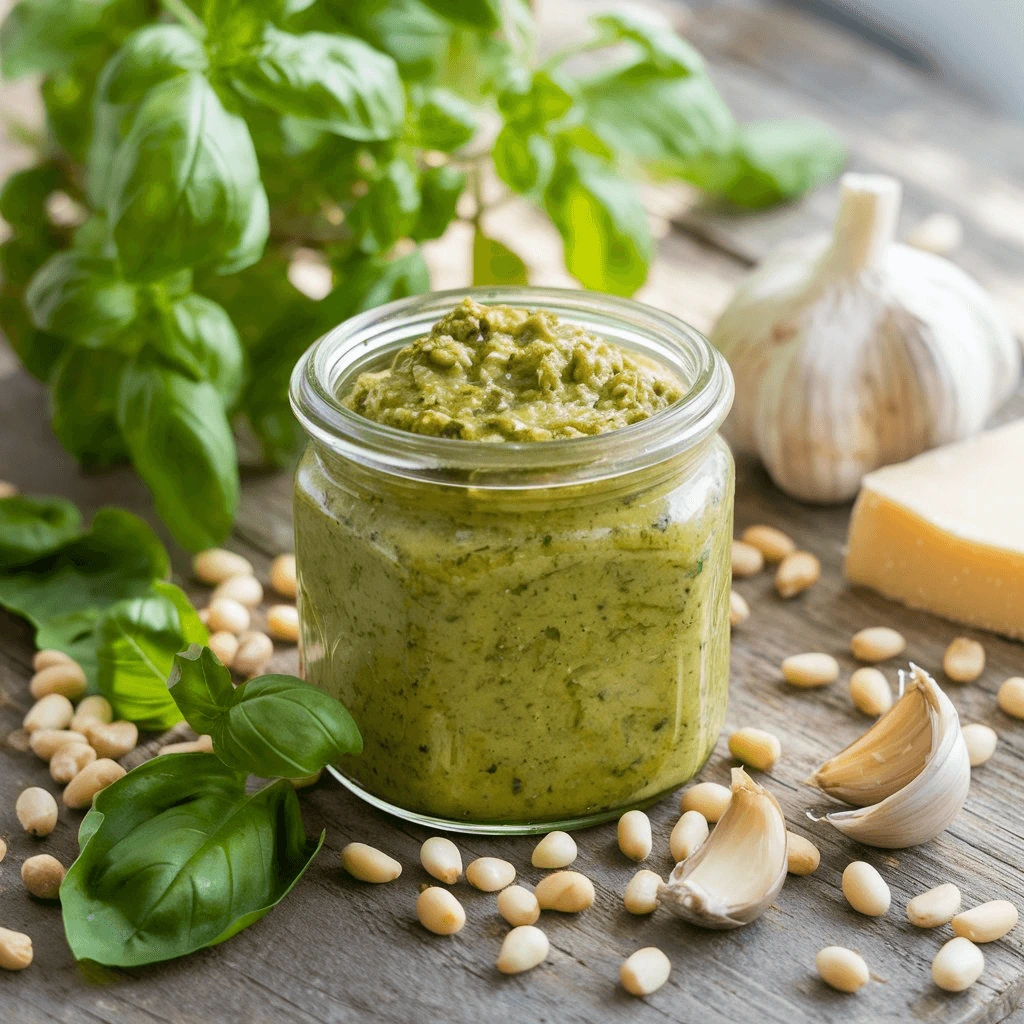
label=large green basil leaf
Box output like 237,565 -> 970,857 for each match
334,0 -> 451,82
544,149 -> 651,296
419,0 -> 500,30
0,506 -> 168,631
106,72 -> 268,282
232,27 -> 404,142
581,63 -> 735,166
154,293 -> 245,409
99,24 -> 209,106
61,754 -> 323,967
0,496 -> 82,570
96,581 -> 206,728
472,230 -> 528,286
50,347 -> 130,468
25,251 -> 139,349
413,87 -> 476,151
590,10 -> 703,76
493,126 -> 554,196
411,165 -> 464,242
117,361 -> 239,552
348,157 -> 421,254
170,645 -> 362,777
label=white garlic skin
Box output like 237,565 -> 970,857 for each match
713,173 -> 1019,503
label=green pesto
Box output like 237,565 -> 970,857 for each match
342,298 -> 685,441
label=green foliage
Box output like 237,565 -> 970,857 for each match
0,0 -> 845,551
0,495 -> 81,568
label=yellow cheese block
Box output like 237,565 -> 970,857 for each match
845,419 -> 1024,639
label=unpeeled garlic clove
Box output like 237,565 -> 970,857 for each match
657,767 -> 787,929
808,663 -> 970,848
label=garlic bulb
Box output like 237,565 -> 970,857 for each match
809,664 -> 970,847
658,767 -> 787,929
713,172 -> 1019,503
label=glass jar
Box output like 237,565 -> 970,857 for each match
290,287 -> 734,834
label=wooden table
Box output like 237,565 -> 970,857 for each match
2,1 -> 1023,1021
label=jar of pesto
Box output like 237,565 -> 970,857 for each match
290,287 -> 734,833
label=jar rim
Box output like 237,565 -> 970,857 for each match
289,286 -> 734,489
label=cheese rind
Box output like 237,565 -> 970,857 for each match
845,420 -> 1024,640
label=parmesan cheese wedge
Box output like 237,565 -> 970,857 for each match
845,420 -> 1024,639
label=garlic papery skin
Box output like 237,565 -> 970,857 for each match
658,767 -> 787,929
809,664 -> 970,848
712,172 -> 1019,503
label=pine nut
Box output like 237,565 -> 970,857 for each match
466,856 -> 515,892
850,627 -> 905,662
341,842 -> 401,883
786,833 -> 821,876
998,677 -> 1024,719
211,574 -> 263,608
63,758 -> 126,808
741,525 -> 795,562
416,886 -> 465,935
729,590 -> 750,628
679,782 -> 731,822
0,838 -> 6,862
85,720 -> 138,759
233,631 -> 274,676
670,810 -> 709,862
775,551 -> 820,598
952,900 -> 1018,943
932,937 -> 984,992
50,743 -> 97,783
29,662 -> 86,700
198,608 -> 211,626
193,548 -> 253,585
906,211 -> 963,255
496,925 -> 548,974
23,693 -> 73,733
28,728 -> 89,762
0,480 -> 17,497
731,540 -> 764,577
728,727 -> 781,771
16,787 -> 58,836
420,837 -> 462,884
617,810 -> 652,861
849,667 -> 892,716
531,830 -> 577,869
782,652 -> 839,688
0,928 -> 32,970
534,870 -> 594,912
21,854 -> 65,900
962,724 -> 998,767
497,885 -> 540,926
623,869 -> 662,915
208,630 -> 240,669
33,649 -> 75,671
907,883 -> 961,928
70,695 -> 112,733
944,637 -> 985,683
159,735 -> 214,756
267,604 -> 299,643
620,946 -> 671,997
271,554 -> 297,598
816,946 -> 869,993
842,861 -> 890,917
207,598 -> 250,635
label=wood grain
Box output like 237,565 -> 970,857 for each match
2,0 -> 1023,1021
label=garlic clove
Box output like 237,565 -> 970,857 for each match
657,767 -> 787,929
809,664 -> 970,848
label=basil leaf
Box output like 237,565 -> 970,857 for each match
0,506 -> 169,630
498,69 -> 574,130
97,581 -> 206,728
348,157 -> 421,254
336,0 -> 451,82
493,126 -> 554,195
204,0 -> 285,60
320,249 -> 430,324
544,149 -> 651,296
233,28 -> 404,142
581,63 -> 735,166
25,251 -> 139,349
590,10 -> 703,76
154,293 -> 245,409
99,24 -> 208,106
411,165 -> 464,242
106,72 -> 268,281
36,610 -> 101,690
419,0 -> 500,30
0,496 -> 82,570
61,754 -> 322,967
472,230 -> 528,286
0,162 -> 65,229
50,347 -> 130,468
170,645 -> 362,777
117,361 -> 239,552
413,87 -> 476,151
